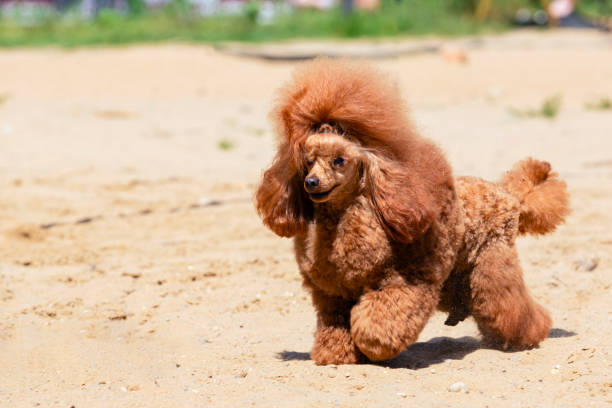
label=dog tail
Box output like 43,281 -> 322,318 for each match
501,158 -> 570,236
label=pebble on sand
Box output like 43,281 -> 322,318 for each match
573,254 -> 599,272
449,382 -> 468,393
198,196 -> 220,206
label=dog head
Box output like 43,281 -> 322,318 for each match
256,124 -> 435,243
255,58 -> 445,242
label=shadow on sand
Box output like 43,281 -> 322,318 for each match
278,328 -> 576,369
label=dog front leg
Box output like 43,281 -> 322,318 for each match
350,283 -> 438,361
309,289 -> 365,365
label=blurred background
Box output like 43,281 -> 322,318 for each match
0,0 -> 610,45
1,1 -> 611,407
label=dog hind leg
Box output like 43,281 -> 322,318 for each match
469,244 -> 551,349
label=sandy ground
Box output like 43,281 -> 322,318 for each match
0,29 -> 611,407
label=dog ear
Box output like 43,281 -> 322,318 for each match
255,149 -> 313,237
363,153 -> 434,243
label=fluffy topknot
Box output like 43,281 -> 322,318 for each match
272,58 -> 420,167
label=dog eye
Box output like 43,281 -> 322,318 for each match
333,157 -> 345,167
306,159 -> 314,167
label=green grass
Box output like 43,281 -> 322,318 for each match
577,0 -> 612,18
217,138 -> 235,151
586,97 -> 612,111
0,0 -> 509,47
511,94 -> 563,119
540,94 -> 562,118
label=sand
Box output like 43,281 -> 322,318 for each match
0,29 -> 610,407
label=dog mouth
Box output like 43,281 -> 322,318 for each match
308,185 -> 338,202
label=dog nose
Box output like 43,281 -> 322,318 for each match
304,176 -> 319,190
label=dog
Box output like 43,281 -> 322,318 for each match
255,59 -> 569,365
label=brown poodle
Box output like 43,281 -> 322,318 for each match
255,59 -> 570,365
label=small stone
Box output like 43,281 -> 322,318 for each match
198,196 -> 220,206
486,87 -> 505,101
396,392 -> 407,398
574,254 -> 599,272
449,382 -> 468,393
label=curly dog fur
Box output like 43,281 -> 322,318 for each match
255,59 -> 570,365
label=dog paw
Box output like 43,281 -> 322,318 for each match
350,321 -> 406,361
350,287 -> 422,361
511,303 -> 552,349
479,301 -> 552,350
310,326 -> 364,365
